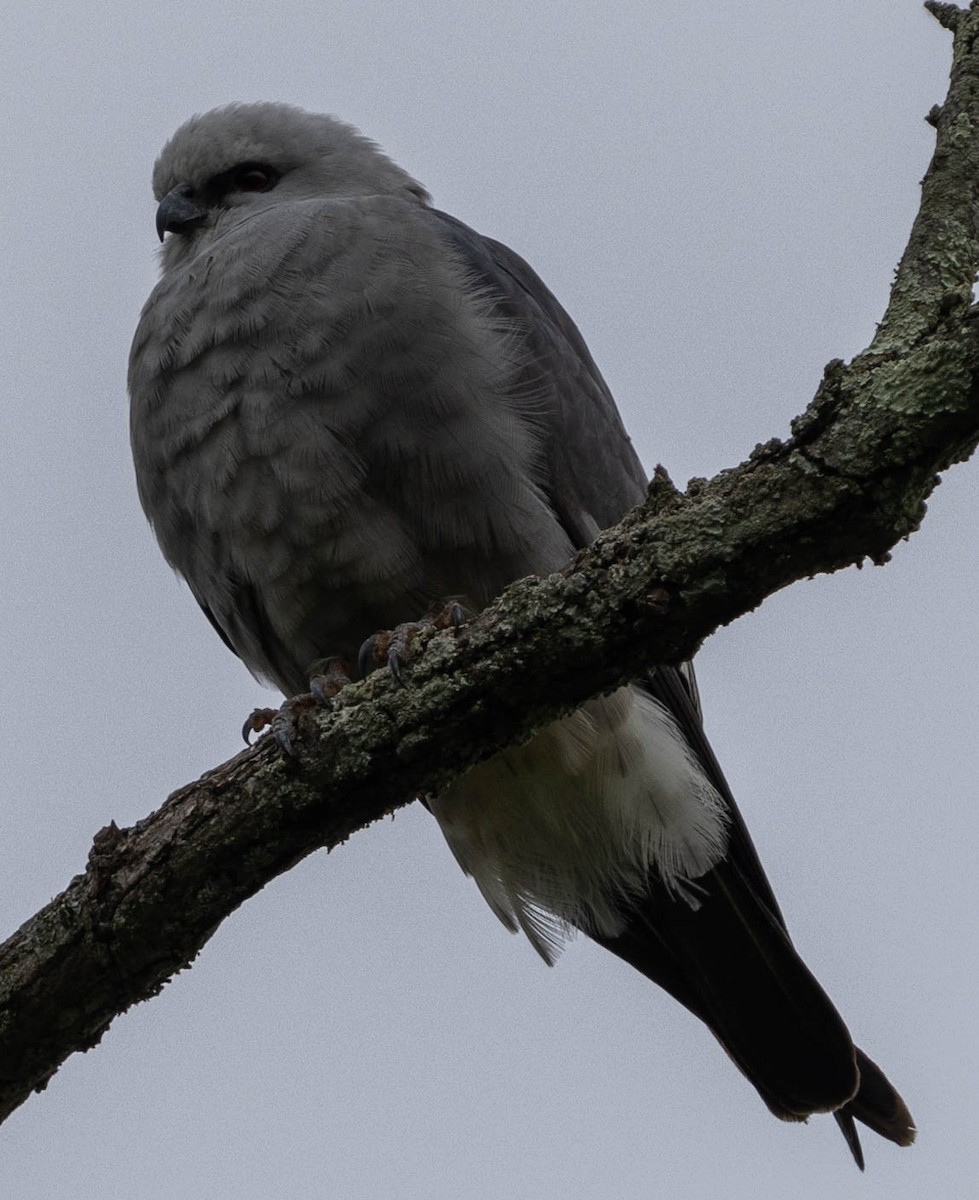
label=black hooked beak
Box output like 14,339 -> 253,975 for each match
156,184 -> 208,242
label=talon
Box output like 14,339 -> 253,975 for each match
272,711 -> 297,757
386,620 -> 425,686
243,707 -> 280,745
268,694 -> 318,757
357,634 -> 381,679
431,596 -> 471,632
357,626 -> 415,683
359,606 -> 465,685
245,693 -> 324,756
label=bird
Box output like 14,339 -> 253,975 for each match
129,101 -> 914,1168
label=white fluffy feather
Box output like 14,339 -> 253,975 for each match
429,685 -> 729,964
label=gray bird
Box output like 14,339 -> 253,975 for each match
129,102 -> 914,1167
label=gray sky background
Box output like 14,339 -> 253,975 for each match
1,3 -> 975,1197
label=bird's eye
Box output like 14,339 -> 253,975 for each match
233,165 -> 278,193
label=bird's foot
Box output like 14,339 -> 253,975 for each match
308,657 -> 355,706
357,598 -> 470,686
357,621 -> 427,687
243,658 -> 354,756
242,698 -> 312,756
243,707 -> 280,745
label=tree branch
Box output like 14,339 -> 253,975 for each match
2,0 -> 979,1128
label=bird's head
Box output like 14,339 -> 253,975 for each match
150,102 -> 430,267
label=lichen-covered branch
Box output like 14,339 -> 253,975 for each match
2,0 -> 979,1128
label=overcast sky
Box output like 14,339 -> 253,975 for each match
1,3 -> 975,1198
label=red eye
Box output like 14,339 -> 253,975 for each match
234,166 -> 277,192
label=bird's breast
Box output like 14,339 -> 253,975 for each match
129,197 -> 574,689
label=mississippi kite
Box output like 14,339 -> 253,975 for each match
129,102 -> 914,1167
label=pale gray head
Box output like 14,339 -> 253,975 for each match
151,102 -> 431,267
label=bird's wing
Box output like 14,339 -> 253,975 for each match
426,209 -> 648,546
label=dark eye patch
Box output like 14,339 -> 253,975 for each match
233,165 -> 279,192
205,162 -> 280,200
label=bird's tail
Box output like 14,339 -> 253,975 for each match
834,1049 -> 916,1169
591,849 -> 914,1168
600,667 -> 917,1167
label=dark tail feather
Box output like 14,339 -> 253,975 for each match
834,1048 -> 917,1170
593,859 -> 862,1125
843,1047 -> 916,1145
834,1111 -> 865,1171
592,855 -> 915,1164
614,667 -> 916,1165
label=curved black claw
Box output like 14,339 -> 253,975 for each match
243,695 -> 324,757
266,695 -> 322,758
357,625 -> 426,686
357,634 -> 380,681
386,621 -> 427,688
358,601 -> 471,686
387,644 -> 406,687
271,707 -> 299,757
243,707 -> 280,745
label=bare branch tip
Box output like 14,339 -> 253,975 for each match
924,1 -> 962,31
645,465 -> 681,514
